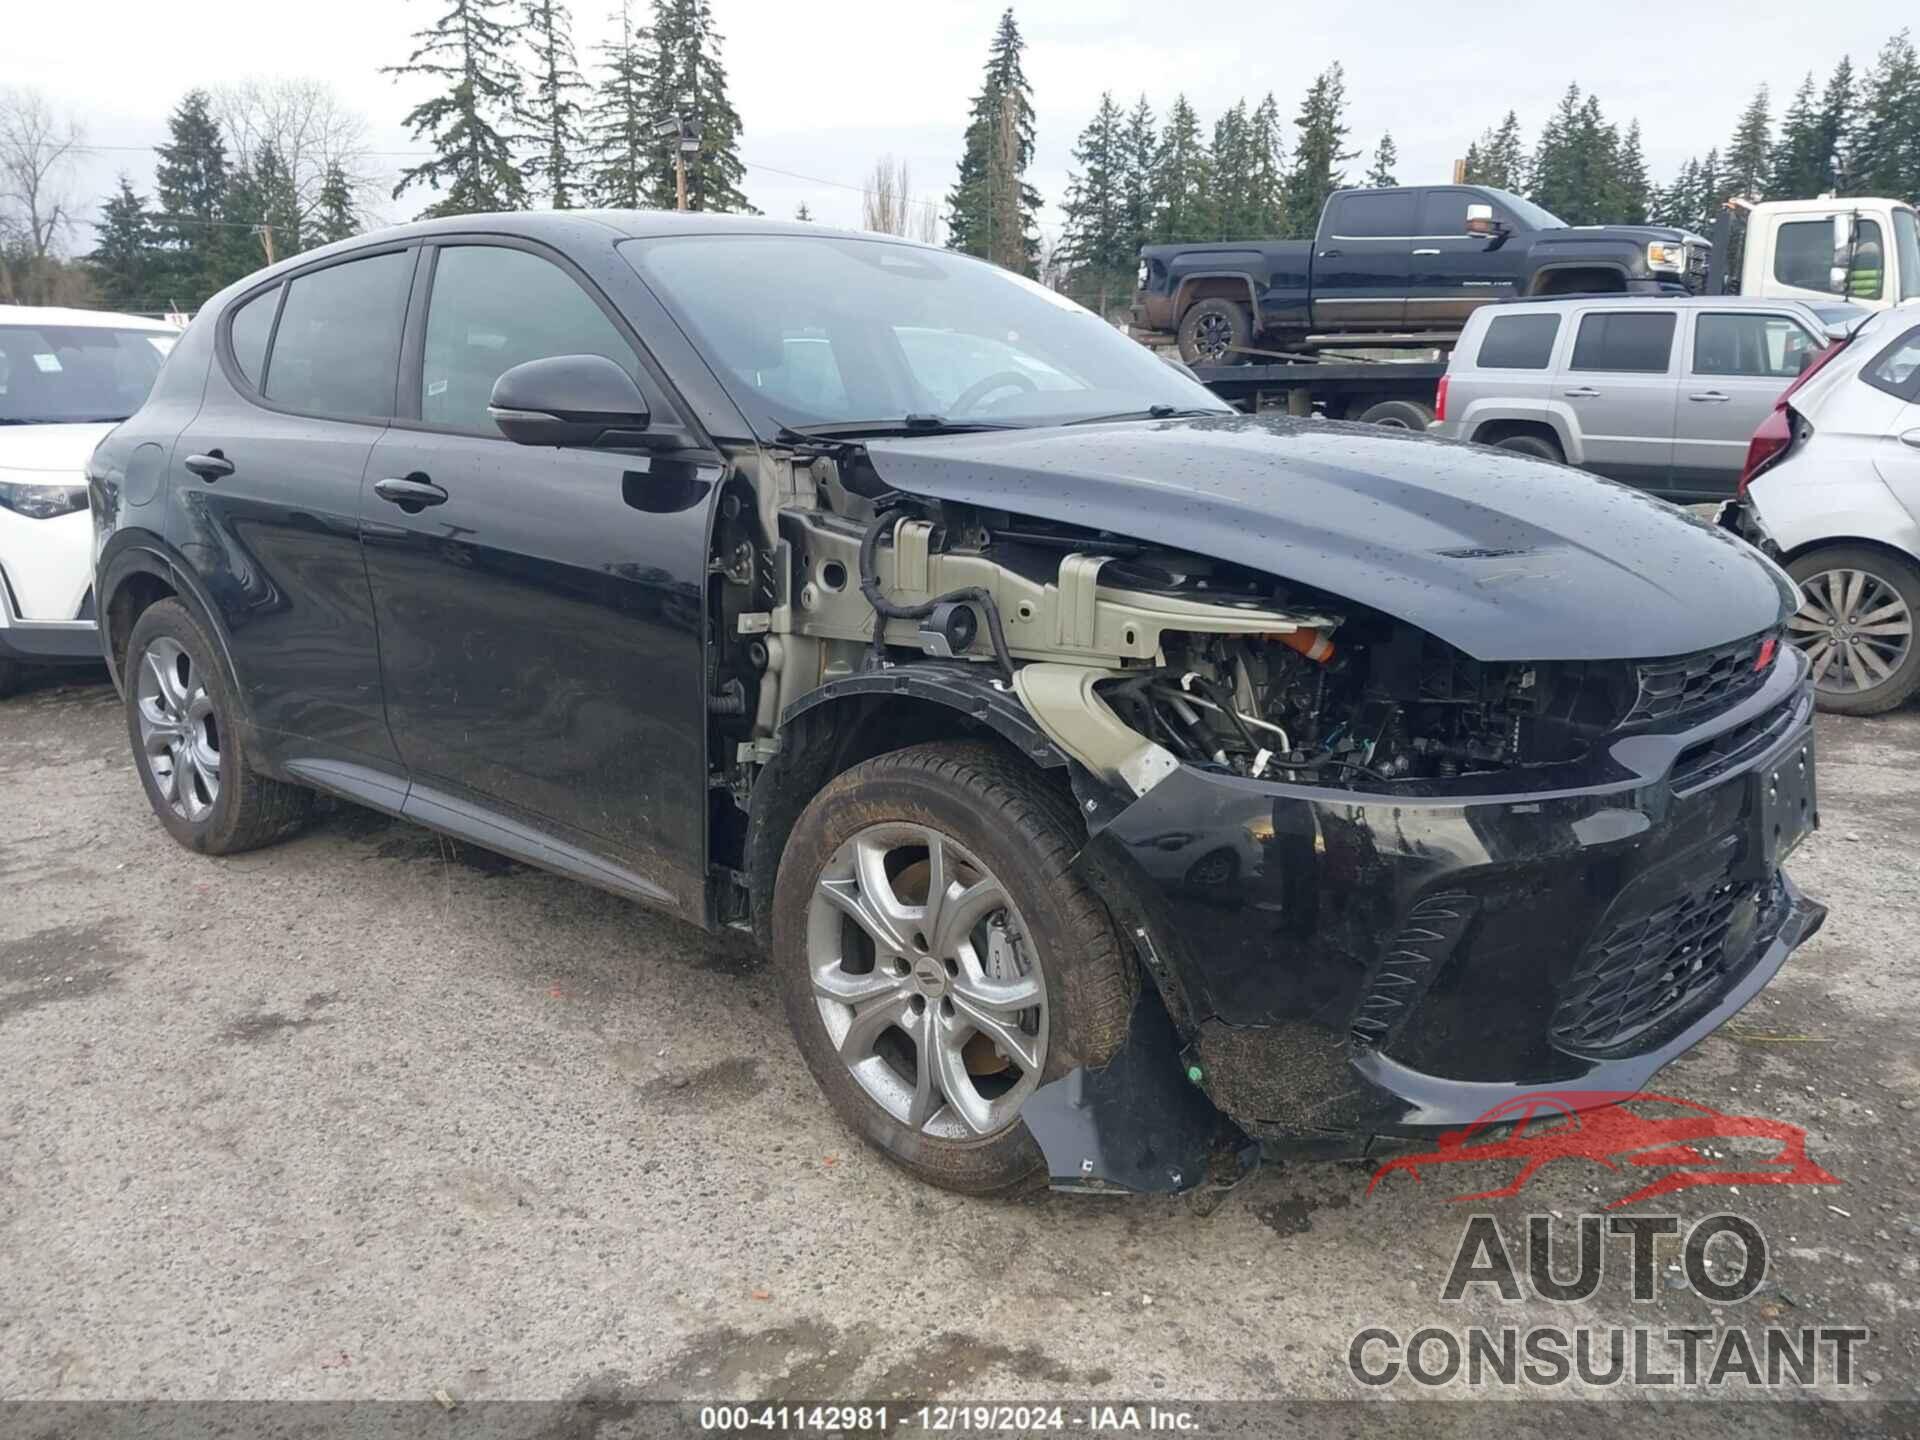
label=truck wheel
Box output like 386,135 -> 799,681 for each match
773,741 -> 1135,1195
1178,299 -> 1252,366
1354,399 -> 1435,430
1786,546 -> 1920,716
1493,433 -> 1564,463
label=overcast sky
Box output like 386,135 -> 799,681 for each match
6,0 -> 1914,248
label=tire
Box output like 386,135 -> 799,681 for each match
1177,298 -> 1252,366
1785,546 -> 1920,716
124,599 -> 313,853
1493,432 -> 1563,463
1354,399 -> 1435,430
773,741 -> 1135,1195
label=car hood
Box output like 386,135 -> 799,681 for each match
1536,224 -> 1708,246
863,415 -> 1793,662
0,422 -> 116,477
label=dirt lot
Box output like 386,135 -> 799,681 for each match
1,668 -> 1916,1425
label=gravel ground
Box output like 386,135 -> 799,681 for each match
1,667 -> 1916,1424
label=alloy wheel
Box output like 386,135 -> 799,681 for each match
805,822 -> 1048,1140
1195,312 -> 1233,361
1789,567 -> 1914,697
135,636 -> 221,821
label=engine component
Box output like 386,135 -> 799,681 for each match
917,600 -> 979,659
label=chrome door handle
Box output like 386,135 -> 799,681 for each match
1563,387 -> 1600,398
1412,248 -> 1441,256
1318,249 -> 1343,259
1902,429 -> 1920,449
1688,391 -> 1731,402
373,475 -> 449,509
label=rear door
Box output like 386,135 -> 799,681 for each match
1313,191 -> 1412,330
1407,189 -> 1524,326
1863,323 -> 1920,520
1557,308 -> 1680,492
1673,307 -> 1824,498
1453,310 -> 1563,433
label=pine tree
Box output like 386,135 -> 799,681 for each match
385,0 -> 528,217
1283,63 -> 1356,237
1723,85 -> 1772,201
152,89 -> 230,303
640,0 -> 753,212
521,0 -> 586,208
1119,95 -> 1158,260
1464,111 -> 1527,192
1149,95 -> 1211,245
1209,101 -> 1251,237
1060,92 -> 1129,309
1245,93 -> 1286,235
1528,85 -> 1586,221
314,163 -> 359,244
1769,74 -> 1825,199
217,145 -> 303,285
88,176 -> 155,309
1816,57 -> 1855,194
793,202 -> 812,221
1365,132 -> 1398,189
585,1 -> 649,207
1614,120 -> 1651,223
1850,29 -> 1920,201
946,9 -> 1041,272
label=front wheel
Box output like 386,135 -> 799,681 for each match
1786,546 -> 1920,715
773,742 -> 1135,1194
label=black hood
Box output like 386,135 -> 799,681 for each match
863,415 -> 1793,663
1533,224 -> 1707,247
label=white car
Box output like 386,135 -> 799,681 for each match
1724,302 -> 1920,713
0,306 -> 178,695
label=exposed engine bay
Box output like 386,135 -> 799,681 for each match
712,445 -> 1643,799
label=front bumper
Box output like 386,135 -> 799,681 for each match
1029,652 -> 1825,1190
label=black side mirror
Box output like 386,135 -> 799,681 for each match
489,354 -> 651,447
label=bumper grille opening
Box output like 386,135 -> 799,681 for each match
1628,633 -> 1771,725
1552,874 -> 1761,1053
1669,697 -> 1799,794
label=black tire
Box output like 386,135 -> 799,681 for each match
124,599 -> 313,854
1354,398 -> 1435,430
1492,432 -> 1564,463
773,741 -> 1135,1195
1177,298 -> 1252,366
1785,546 -> 1920,716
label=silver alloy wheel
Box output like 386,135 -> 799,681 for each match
806,822 -> 1047,1140
135,636 -> 221,821
1790,567 -> 1914,696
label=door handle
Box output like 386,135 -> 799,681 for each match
183,451 -> 233,482
1563,387 -> 1600,399
1412,248 -> 1441,256
373,475 -> 449,509
1318,249 -> 1343,259
1688,391 -> 1731,402
1901,429 -> 1920,449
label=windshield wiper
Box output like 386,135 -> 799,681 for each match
1063,405 -> 1226,426
780,414 -> 1021,441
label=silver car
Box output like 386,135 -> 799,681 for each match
1431,294 -> 1863,501
1726,303 -> 1920,714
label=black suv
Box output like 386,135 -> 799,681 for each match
93,212 -> 1825,1197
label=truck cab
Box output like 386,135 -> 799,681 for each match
1721,197 -> 1920,311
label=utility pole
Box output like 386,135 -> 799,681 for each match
654,114 -> 702,211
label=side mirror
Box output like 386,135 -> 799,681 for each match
1465,202 -> 1496,237
1831,211 -> 1855,255
489,354 -> 651,447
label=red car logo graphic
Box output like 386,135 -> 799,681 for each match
1367,1091 -> 1840,1208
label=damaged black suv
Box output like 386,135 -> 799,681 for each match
92,212 -> 1826,1197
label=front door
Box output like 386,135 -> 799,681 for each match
359,240 -> 720,917
1557,309 -> 1680,492
1312,190 -> 1413,330
1406,188 -> 1524,326
1672,309 -> 1823,498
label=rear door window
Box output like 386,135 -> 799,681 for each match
1569,311 -> 1676,373
263,250 -> 413,418
1327,191 -> 1417,238
1475,314 -> 1559,369
1691,313 -> 1819,378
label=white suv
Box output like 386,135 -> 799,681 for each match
0,306 -> 178,695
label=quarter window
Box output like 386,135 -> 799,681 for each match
1475,314 -> 1559,369
1863,325 -> 1920,399
1692,313 -> 1818,378
1569,312 -> 1676,373
263,251 -> 412,418
420,245 -> 640,435
227,287 -> 278,387
1773,218 -> 1885,300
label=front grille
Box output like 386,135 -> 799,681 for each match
1552,873 -> 1762,1053
1627,632 -> 1772,725
1668,695 -> 1799,794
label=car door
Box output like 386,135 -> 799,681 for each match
359,238 -> 719,919
168,247 -> 416,781
1863,323 -> 1920,521
1312,191 -> 1412,330
1407,189 -> 1524,326
1672,308 -> 1823,499
1556,308 -> 1680,491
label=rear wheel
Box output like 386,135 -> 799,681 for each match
1177,298 -> 1252,366
1786,546 -> 1920,715
124,599 -> 314,853
1492,432 -> 1564,463
1354,398 -> 1434,430
773,742 -> 1134,1194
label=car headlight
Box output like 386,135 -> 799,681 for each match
1647,241 -> 1686,273
0,481 -> 90,520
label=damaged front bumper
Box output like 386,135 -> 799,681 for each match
1020,652 -> 1828,1194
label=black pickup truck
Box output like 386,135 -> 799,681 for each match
1135,184 -> 1711,364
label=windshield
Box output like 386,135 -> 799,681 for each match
1483,189 -> 1566,231
0,324 -> 175,425
1894,207 -> 1920,303
621,234 -> 1230,433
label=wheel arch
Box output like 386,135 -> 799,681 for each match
1778,532 -> 1920,572
1171,274 -> 1261,327
98,533 -> 244,713
1468,416 -> 1568,458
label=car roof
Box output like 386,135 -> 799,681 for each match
0,304 -> 179,331
1486,294 -> 1829,316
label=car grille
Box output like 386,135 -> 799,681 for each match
1551,872 -> 1765,1053
1627,632 -> 1773,725
1668,694 -> 1801,794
